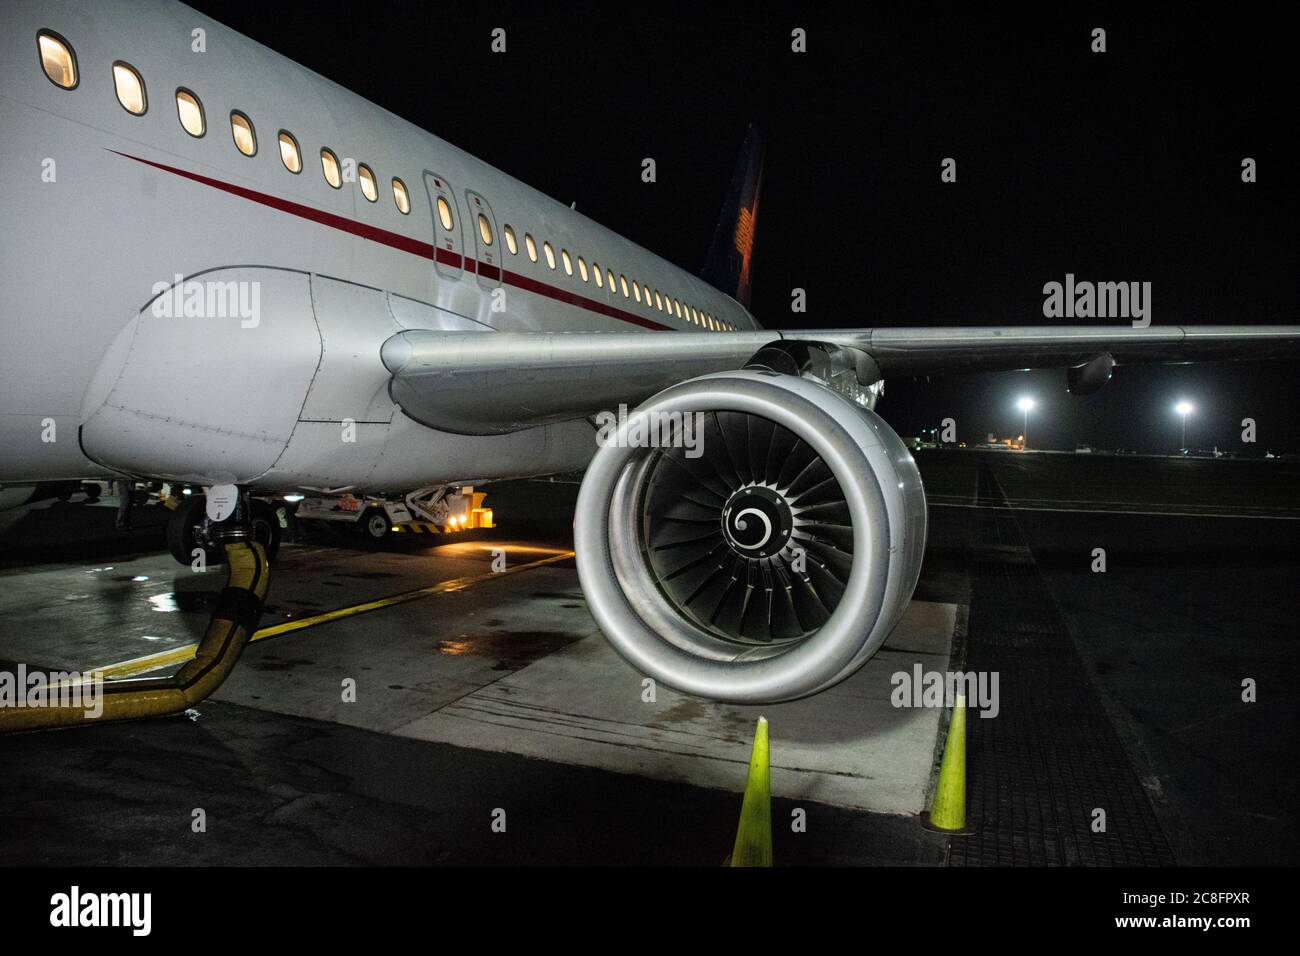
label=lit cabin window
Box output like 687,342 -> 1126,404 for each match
543,242 -> 556,269
561,250 -> 573,275
619,275 -> 629,298
358,164 -> 378,202
175,89 -> 204,137
113,62 -> 146,115
607,268 -> 616,290
478,213 -> 493,245
593,263 -> 603,288
321,148 -> 342,188
437,197 -> 454,230
503,225 -> 517,254
578,257 -> 589,282
632,282 -> 641,303
37,32 -> 77,89
525,234 -> 538,261
392,178 -> 410,214
277,131 -> 301,173
673,299 -> 682,319
230,111 -> 256,156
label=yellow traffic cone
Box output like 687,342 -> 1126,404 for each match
730,716 -> 773,866
925,693 -> 968,832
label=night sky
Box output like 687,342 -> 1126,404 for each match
190,1 -> 1298,453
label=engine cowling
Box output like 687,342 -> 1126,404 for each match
574,369 -> 927,704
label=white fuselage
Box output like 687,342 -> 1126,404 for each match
0,0 -> 758,492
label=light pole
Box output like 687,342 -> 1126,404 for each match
1016,397 -> 1035,449
1175,400 -> 1194,451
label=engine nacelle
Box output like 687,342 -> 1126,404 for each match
574,369 -> 927,703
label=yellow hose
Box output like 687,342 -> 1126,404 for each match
0,541 -> 268,733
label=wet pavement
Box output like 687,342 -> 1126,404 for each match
0,452 -> 1295,866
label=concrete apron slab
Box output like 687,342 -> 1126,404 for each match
393,600 -> 957,814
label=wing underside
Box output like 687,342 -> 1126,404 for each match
380,325 -> 1300,435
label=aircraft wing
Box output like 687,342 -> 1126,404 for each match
380,324 -> 1300,434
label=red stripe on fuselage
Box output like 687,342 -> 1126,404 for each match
110,150 -> 672,331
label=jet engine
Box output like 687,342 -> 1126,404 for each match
574,369 -> 927,704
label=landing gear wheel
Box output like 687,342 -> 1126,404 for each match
359,508 -> 391,543
250,498 -> 283,562
165,495 -> 224,567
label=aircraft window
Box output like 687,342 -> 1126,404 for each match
37,31 -> 77,89
113,62 -> 146,115
561,250 -> 573,276
320,148 -> 342,188
673,299 -> 682,318
392,177 -> 410,214
525,233 -> 537,261
175,89 -> 204,137
277,131 -> 301,173
358,164 -> 378,202
437,196 -> 454,230
690,305 -> 698,324
543,242 -> 556,269
632,282 -> 641,303
503,225 -> 517,254
653,290 -> 662,311
619,275 -> 629,298
593,263 -> 603,288
478,213 -> 493,245
230,111 -> 256,156
578,257 -> 589,282
607,268 -> 616,290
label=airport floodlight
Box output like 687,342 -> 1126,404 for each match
1175,400 -> 1194,449
1016,397 -> 1035,448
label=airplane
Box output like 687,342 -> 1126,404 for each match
2,0 -> 1297,705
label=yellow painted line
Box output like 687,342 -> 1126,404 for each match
92,550 -> 575,679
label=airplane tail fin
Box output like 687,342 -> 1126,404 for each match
701,124 -> 764,309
